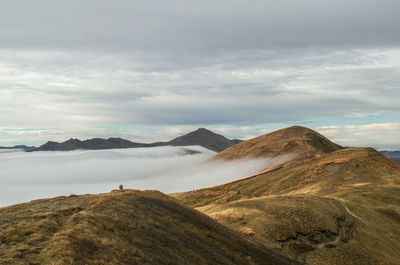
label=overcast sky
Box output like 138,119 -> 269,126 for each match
0,0 -> 399,149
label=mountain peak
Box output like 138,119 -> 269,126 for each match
168,128 -> 240,152
195,127 -> 212,133
214,126 -> 342,160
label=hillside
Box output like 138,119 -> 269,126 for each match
213,126 -> 341,161
31,128 -> 241,152
174,141 -> 400,264
0,190 -> 298,265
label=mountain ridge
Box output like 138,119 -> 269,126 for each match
173,127 -> 400,264
31,128 -> 242,152
0,145 -> 36,151
213,126 -> 342,161
0,189 -> 299,265
381,150 -> 400,164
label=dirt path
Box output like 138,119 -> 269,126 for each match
337,200 -> 366,223
279,199 -> 355,264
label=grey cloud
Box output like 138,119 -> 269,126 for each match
0,1 -> 399,148
0,0 -> 399,53
1,48 -> 399,131
317,122 -> 400,150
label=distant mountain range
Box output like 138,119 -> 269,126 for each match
0,145 -> 36,151
29,128 -> 242,152
380,151 -> 400,164
381,150 -> 400,158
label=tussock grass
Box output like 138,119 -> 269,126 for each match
213,126 -> 342,161
174,147 -> 400,264
0,190 -> 299,265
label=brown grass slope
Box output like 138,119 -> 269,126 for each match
0,190 -> 299,265
174,148 -> 400,264
213,126 -> 342,161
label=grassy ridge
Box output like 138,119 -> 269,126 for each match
0,190 -> 299,265
173,147 -> 400,264
213,126 -> 341,161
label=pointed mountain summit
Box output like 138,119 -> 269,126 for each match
167,128 -> 242,152
213,126 -> 342,160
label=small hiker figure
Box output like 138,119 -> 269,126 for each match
356,164 -> 359,169
119,184 -> 124,191
237,190 -> 241,195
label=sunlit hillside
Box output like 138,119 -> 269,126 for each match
174,127 -> 400,264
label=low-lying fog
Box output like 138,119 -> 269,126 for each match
0,146 -> 285,207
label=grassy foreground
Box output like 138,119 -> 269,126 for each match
0,189 -> 299,265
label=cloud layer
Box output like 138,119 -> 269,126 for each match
0,146 -> 284,207
0,0 -> 399,148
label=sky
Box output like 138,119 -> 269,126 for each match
0,0 -> 399,149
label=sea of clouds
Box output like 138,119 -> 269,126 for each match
0,146 -> 286,207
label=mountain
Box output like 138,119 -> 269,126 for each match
32,138 -> 149,152
173,128 -> 400,264
381,150 -> 400,158
213,126 -> 342,161
0,190 -> 298,265
392,158 -> 400,164
0,145 -> 36,151
31,128 -> 242,152
381,151 -> 400,164
167,128 -> 242,152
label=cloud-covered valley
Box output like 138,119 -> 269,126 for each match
0,146 -> 284,207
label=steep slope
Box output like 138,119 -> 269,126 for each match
174,147 -> 400,264
0,190 -> 298,265
213,126 -> 341,161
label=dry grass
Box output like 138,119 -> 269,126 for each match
174,147 -> 400,264
0,190 -> 299,265
239,227 -> 256,236
213,126 -> 342,161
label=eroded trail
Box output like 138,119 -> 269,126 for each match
278,200 -> 355,264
